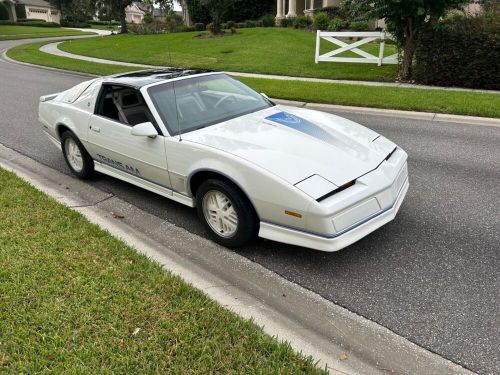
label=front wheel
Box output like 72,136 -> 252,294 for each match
196,179 -> 258,248
61,131 -> 94,179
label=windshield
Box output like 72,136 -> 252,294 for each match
147,74 -> 273,135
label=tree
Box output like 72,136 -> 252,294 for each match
228,0 -> 274,22
110,0 -> 133,33
65,0 -> 97,21
200,0 -> 234,34
48,0 -> 75,19
187,0 -> 273,25
344,0 -> 470,81
155,0 -> 173,15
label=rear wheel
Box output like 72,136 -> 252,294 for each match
196,179 -> 258,248
61,131 -> 94,179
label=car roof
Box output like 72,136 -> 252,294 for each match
104,68 -> 213,89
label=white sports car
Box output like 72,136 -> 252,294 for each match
39,69 -> 409,251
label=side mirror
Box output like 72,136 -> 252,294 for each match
131,122 -> 158,138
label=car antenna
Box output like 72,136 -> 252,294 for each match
172,79 -> 182,141
166,41 -> 172,68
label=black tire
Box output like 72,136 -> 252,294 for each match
196,179 -> 258,248
61,131 -> 94,179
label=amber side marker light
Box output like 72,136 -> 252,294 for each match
285,210 -> 302,218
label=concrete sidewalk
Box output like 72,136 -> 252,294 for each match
40,39 -> 499,95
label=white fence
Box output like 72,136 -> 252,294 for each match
315,31 -> 398,66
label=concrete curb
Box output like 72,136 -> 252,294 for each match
0,143 -> 475,375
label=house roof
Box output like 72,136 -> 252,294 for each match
17,0 -> 58,9
133,1 -> 149,13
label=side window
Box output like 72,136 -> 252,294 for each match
95,85 -> 158,130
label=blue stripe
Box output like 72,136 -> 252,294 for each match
265,112 -> 336,144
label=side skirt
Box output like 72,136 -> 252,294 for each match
43,130 -> 61,151
94,161 -> 195,208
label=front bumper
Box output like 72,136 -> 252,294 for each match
259,166 -> 409,252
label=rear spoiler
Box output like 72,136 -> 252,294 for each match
40,93 -> 59,102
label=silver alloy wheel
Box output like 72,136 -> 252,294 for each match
202,190 -> 239,238
64,137 -> 83,172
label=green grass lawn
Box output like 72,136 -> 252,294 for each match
0,167 -> 325,373
6,41 -> 135,75
58,27 -> 398,82
0,25 -> 93,41
241,77 -> 500,118
6,40 -> 500,118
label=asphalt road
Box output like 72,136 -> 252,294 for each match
1,39 -> 499,374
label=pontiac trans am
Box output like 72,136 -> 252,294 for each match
38,69 -> 409,251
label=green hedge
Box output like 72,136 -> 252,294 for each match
414,16 -> 500,90
15,4 -> 26,19
61,20 -> 91,28
0,2 -> 9,21
0,20 -> 60,27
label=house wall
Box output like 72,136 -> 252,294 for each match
125,11 -> 144,23
125,4 -> 144,24
25,5 -> 60,23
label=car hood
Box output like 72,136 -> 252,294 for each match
182,105 -> 396,187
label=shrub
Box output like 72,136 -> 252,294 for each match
166,13 -> 183,24
164,14 -> 184,32
235,22 -> 246,28
0,3 -> 9,21
226,20 -> 235,28
261,13 -> 275,27
279,17 -> 293,27
17,18 -> 46,22
328,17 -> 344,31
15,4 -> 26,19
7,20 -> 61,27
128,21 -> 165,34
413,16 -> 500,90
293,15 -> 312,29
181,25 -> 196,32
245,20 -> 258,28
60,20 -> 90,28
194,22 -> 205,31
316,5 -> 348,20
349,21 -> 371,31
143,12 -> 153,24
206,22 -> 215,33
313,12 -> 329,31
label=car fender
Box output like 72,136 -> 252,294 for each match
167,139 -> 315,230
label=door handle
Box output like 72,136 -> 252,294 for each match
90,126 -> 101,133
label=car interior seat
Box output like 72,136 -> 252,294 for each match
112,89 -> 153,125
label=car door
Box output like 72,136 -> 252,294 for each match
86,84 -> 171,189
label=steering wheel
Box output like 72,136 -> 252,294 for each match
214,94 -> 235,108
